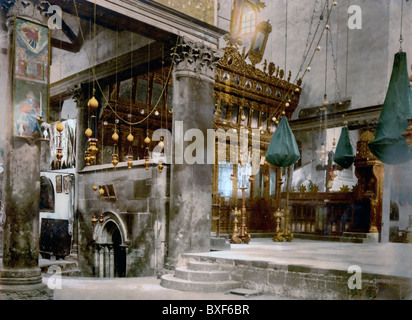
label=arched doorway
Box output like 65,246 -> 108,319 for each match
112,227 -> 126,277
93,215 -> 128,278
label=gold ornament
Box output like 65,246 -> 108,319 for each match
99,187 -> 105,196
98,214 -> 104,226
91,215 -> 98,227
56,122 -> 64,132
144,136 -> 151,144
158,162 -> 164,173
56,147 -> 63,164
127,155 -> 133,169
88,96 -> 99,111
93,185 -> 98,191
112,131 -> 119,142
85,151 -> 92,166
87,138 -> 99,162
127,133 -> 134,143
85,128 -> 93,138
112,153 -> 119,170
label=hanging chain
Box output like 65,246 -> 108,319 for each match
400,0 -> 404,52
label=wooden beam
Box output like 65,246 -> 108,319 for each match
49,0 -> 225,47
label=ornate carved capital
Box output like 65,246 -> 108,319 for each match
171,37 -> 223,82
2,0 -> 51,25
69,84 -> 84,105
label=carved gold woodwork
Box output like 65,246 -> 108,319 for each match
354,130 -> 384,234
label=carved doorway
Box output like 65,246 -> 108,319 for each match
94,219 -> 127,278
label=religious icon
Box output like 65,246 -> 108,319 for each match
63,175 -> 70,194
56,175 -> 62,194
13,18 -> 49,137
14,89 -> 44,136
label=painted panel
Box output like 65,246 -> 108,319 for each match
13,18 -> 49,137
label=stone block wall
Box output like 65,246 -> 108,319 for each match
76,162 -> 169,277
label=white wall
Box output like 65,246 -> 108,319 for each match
40,170 -> 75,236
218,0 -> 412,117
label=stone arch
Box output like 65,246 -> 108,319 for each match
40,176 -> 54,211
93,211 -> 129,278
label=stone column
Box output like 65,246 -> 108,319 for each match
0,0 -> 52,299
167,38 -> 222,267
69,84 -> 87,258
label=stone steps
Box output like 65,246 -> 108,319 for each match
160,261 -> 240,293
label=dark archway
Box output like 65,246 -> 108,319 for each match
40,176 -> 54,211
112,228 -> 126,277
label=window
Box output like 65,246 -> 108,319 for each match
269,168 -> 277,198
231,105 -> 239,124
136,78 -> 148,103
218,162 -> 233,197
237,163 -> 252,198
240,10 -> 257,35
219,102 -> 228,121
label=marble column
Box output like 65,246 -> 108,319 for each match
0,0 -> 52,299
167,38 -> 222,267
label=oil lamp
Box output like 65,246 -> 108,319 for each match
91,215 -> 98,227
85,150 -> 92,166
98,214 -> 104,226
127,154 -> 133,169
144,147 -> 150,171
112,153 -> 119,170
88,138 -> 99,163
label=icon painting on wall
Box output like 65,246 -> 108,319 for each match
13,18 -> 49,137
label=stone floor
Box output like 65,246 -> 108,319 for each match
2,239 -> 412,300
42,238 -> 412,300
186,238 -> 412,279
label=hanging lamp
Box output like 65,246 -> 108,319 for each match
369,52 -> 412,164
333,123 -> 355,169
265,116 -> 300,168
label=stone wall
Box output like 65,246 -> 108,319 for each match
76,161 -> 169,277
179,254 -> 412,300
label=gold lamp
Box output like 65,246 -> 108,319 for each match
98,214 -> 104,226
91,215 -> 98,227
111,153 -> 119,170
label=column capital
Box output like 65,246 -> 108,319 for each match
171,37 -> 223,82
2,0 -> 51,25
69,84 -> 84,105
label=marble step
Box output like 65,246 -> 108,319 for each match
160,273 -> 240,293
187,261 -> 222,272
342,232 -> 368,239
175,266 -> 230,282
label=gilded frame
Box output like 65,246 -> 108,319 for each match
248,21 -> 272,66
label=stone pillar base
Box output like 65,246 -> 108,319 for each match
0,282 -> 52,300
0,268 -> 52,300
